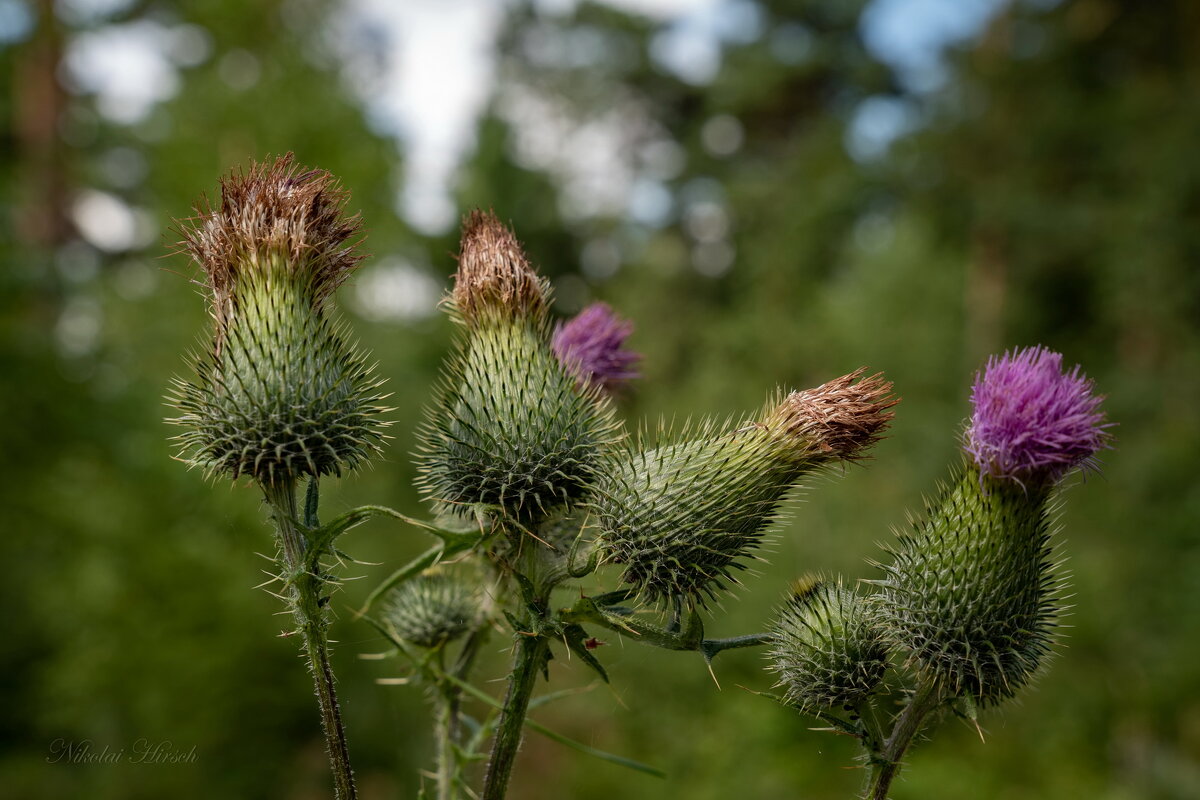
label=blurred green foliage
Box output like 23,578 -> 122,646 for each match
2,0 -> 1197,798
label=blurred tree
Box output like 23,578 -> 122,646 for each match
0,2 -> 426,798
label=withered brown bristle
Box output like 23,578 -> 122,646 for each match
452,210 -> 546,321
178,153 -> 364,320
775,368 -> 899,461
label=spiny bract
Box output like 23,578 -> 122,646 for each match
768,577 -> 889,712
873,469 -> 1063,704
417,314 -> 618,520
168,156 -> 388,485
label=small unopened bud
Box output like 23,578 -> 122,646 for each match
168,155 -> 388,486
451,210 -> 548,324
383,572 -> 479,649
766,369 -> 897,462
768,577 -> 889,712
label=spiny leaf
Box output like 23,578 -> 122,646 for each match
563,624 -> 610,683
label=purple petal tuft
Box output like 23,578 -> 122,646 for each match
965,346 -> 1110,482
552,303 -> 641,393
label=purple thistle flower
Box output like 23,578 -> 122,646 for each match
965,346 -> 1110,483
552,302 -> 641,393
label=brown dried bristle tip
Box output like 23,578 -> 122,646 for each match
179,153 -> 364,327
452,210 -> 547,323
772,369 -> 899,461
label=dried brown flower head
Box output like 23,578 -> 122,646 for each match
178,153 -> 364,332
769,369 -> 898,461
168,155 -> 386,486
451,210 -> 548,323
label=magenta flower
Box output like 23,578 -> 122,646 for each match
552,302 -> 641,393
964,346 -> 1110,482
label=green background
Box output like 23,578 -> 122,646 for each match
2,1 -> 1197,798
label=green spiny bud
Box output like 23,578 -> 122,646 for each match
593,371 -> 896,606
768,576 -> 889,712
417,213 -> 617,520
873,468 -> 1063,704
383,572 -> 479,649
168,155 -> 388,486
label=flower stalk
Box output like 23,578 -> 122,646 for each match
263,478 -> 357,800
863,679 -> 943,800
168,156 -> 385,799
481,632 -> 551,800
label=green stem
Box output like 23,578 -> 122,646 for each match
448,619 -> 489,739
263,478 -> 358,800
433,650 -> 456,800
561,596 -> 771,661
863,680 -> 942,800
431,625 -> 489,800
481,633 -> 549,800
700,633 -> 774,660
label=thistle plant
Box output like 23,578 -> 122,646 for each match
168,155 -> 389,799
765,346 -> 1110,799
167,158 -> 1106,800
382,572 -> 480,650
348,210 -> 898,800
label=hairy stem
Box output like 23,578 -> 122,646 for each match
433,654 -> 456,800
481,632 -> 549,800
448,619 -> 490,740
263,478 -> 358,800
430,624 -> 489,800
864,680 -> 942,800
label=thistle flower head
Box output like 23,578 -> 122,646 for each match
551,303 -> 641,393
168,156 -> 386,486
767,369 -> 898,462
594,372 -> 895,607
873,471 -> 1063,704
965,346 -> 1109,483
451,210 -> 548,324
593,425 -> 793,606
181,153 -> 363,337
419,216 -> 617,521
768,576 -> 889,712
382,572 -> 478,649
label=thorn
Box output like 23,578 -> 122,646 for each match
706,660 -> 722,690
